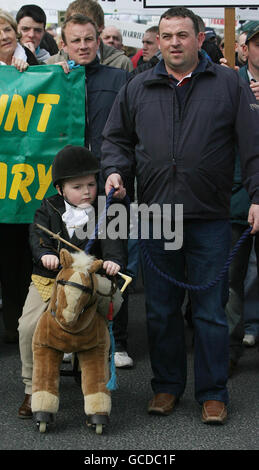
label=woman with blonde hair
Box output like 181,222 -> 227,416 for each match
0,9 -> 38,70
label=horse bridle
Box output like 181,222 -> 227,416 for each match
50,272 -> 96,324
56,271 -> 95,296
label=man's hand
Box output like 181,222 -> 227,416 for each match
248,204 -> 259,234
41,254 -> 60,270
250,81 -> 259,101
22,41 -> 36,56
105,173 -> 126,199
219,57 -> 239,71
54,61 -> 70,74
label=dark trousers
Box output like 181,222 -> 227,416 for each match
0,224 -> 32,334
141,219 -> 231,405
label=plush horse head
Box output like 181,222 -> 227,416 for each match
49,249 -> 103,331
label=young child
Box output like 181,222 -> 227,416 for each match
18,145 -> 126,419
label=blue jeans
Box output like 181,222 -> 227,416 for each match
141,219 -> 231,405
226,225 -> 259,361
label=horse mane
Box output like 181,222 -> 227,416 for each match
71,251 -> 96,274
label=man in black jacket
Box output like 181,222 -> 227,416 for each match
57,13 -> 133,365
55,14 -> 129,168
101,7 -> 259,424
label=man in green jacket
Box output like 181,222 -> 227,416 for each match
226,25 -> 259,376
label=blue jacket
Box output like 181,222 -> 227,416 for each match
84,57 -> 129,159
101,57 -> 259,220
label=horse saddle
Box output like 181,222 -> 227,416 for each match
32,275 -> 55,302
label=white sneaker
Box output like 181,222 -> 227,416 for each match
243,334 -> 256,347
114,351 -> 133,368
63,352 -> 73,363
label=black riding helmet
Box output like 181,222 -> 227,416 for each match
52,145 -> 100,188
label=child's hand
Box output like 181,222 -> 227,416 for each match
41,254 -> 60,270
103,260 -> 120,276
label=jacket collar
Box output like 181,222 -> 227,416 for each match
144,52 -> 214,87
46,194 -> 66,215
239,64 -> 249,82
157,51 -> 209,76
84,56 -> 101,76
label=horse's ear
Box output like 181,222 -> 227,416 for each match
60,249 -> 74,268
88,259 -> 103,273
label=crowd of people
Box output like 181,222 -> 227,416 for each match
0,1 -> 258,427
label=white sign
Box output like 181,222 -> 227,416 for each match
144,0 -> 259,6
105,19 -> 150,47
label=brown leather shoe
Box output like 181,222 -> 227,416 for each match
18,394 -> 32,419
202,400 -> 227,424
148,393 -> 177,416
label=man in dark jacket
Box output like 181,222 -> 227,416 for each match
49,15 -> 133,371
226,25 -> 259,376
101,7 -> 259,424
55,14 -> 129,166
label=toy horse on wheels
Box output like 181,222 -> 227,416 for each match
31,248 -> 129,434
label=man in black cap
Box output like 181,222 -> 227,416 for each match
201,26 -> 223,63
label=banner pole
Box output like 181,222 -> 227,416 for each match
224,7 -> 236,69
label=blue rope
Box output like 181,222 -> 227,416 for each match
139,226 -> 253,291
109,189 -> 252,291
106,321 -> 117,391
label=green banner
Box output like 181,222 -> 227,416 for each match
0,65 -> 85,223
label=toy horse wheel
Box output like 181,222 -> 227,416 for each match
35,412 -> 53,433
39,421 -> 47,433
95,424 -> 103,435
86,414 -> 108,434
